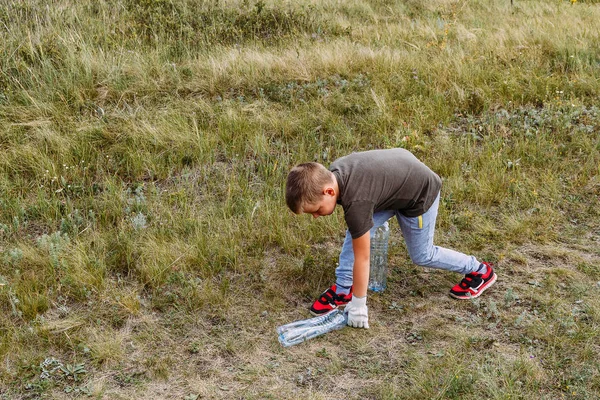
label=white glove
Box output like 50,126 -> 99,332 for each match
345,295 -> 369,329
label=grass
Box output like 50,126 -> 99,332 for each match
1,0 -> 599,398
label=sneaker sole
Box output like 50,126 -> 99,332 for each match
309,303 -> 349,317
449,273 -> 497,300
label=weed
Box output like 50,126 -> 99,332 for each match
24,357 -> 89,395
37,231 -> 70,269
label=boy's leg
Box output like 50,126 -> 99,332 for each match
311,211 -> 395,315
333,229 -> 354,293
396,193 -> 480,274
396,193 -> 496,298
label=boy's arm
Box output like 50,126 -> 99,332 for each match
346,231 -> 370,328
351,232 -> 370,297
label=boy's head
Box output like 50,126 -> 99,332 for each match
286,162 -> 338,218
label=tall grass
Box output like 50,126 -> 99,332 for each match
1,0 -> 599,398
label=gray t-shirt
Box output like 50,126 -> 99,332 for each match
329,148 -> 442,239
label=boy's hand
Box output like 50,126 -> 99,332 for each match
345,295 -> 369,328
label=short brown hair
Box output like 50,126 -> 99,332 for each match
286,162 -> 332,213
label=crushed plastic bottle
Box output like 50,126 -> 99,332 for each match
277,309 -> 347,347
369,221 -> 390,292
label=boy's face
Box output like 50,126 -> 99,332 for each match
303,187 -> 337,218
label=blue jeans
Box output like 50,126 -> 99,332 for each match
335,193 -> 480,290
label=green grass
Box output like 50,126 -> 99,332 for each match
1,0 -> 599,398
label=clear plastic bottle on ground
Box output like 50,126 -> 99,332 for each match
369,221 -> 390,292
277,309 -> 347,347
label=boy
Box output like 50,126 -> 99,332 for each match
285,148 -> 497,328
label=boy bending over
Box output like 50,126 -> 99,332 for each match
285,148 -> 497,328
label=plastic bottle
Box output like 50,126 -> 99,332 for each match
369,221 -> 390,292
277,309 -> 347,347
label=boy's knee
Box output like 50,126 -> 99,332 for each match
410,249 -> 435,267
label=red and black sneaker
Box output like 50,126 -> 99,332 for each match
449,262 -> 497,300
310,284 -> 353,315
